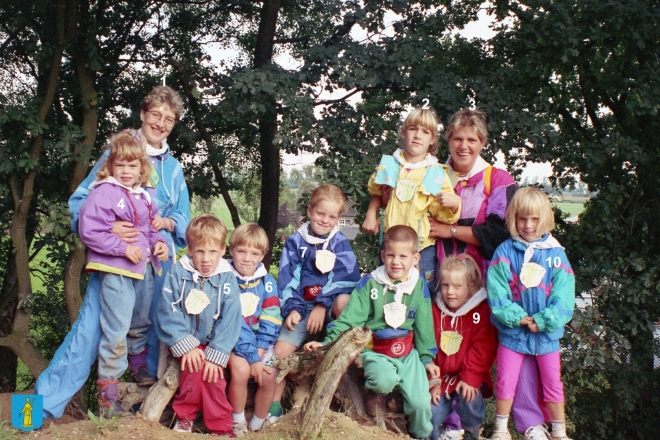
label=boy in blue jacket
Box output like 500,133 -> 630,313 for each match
227,223 -> 282,436
156,214 -> 242,435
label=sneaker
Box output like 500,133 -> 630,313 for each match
132,366 -> 156,387
438,427 -> 465,440
264,412 -> 280,427
488,431 -> 512,440
232,420 -> 248,437
173,418 -> 193,433
524,424 -> 552,440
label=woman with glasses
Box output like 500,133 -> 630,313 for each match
35,85 -> 191,418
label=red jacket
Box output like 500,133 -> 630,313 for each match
432,289 -> 498,398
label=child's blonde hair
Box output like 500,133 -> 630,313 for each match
505,187 -> 555,238
96,132 -> 151,185
445,107 -> 488,146
401,107 -> 440,156
309,184 -> 348,214
186,214 -> 228,249
383,225 -> 418,254
439,254 -> 483,296
229,223 -> 269,254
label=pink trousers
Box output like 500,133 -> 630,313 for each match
495,345 -> 564,403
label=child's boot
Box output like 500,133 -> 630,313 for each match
129,349 -> 156,386
97,379 -> 128,417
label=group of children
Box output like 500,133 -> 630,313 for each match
76,105 -> 575,440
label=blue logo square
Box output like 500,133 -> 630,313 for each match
11,394 -> 43,431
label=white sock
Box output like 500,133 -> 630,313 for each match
249,415 -> 265,431
232,412 -> 246,423
551,420 -> 566,437
495,415 -> 509,432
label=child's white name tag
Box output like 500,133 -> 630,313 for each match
520,262 -> 546,288
240,291 -> 260,318
440,331 -> 463,356
315,249 -> 336,274
185,288 -> 210,315
383,302 -> 407,329
395,178 -> 417,203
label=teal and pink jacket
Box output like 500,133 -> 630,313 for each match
487,234 -> 575,355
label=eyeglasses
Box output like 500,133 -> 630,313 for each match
146,110 -> 177,127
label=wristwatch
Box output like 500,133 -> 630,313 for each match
450,227 -> 456,238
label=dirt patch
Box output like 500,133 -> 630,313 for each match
1,393 -> 412,440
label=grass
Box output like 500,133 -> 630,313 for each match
553,200 -> 587,218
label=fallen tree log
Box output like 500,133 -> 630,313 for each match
297,326 -> 371,440
139,356 -> 180,422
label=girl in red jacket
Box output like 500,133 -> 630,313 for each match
430,255 -> 498,440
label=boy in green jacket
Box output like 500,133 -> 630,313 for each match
305,225 -> 438,439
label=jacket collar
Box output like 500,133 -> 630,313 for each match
229,261 -> 268,283
180,255 -> 232,285
393,148 -> 438,169
435,287 -> 487,317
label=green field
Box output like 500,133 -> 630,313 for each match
552,196 -> 589,218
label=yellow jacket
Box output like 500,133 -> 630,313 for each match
368,149 -> 460,250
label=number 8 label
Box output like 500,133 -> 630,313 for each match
370,288 -> 379,300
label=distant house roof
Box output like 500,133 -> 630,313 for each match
340,226 -> 360,240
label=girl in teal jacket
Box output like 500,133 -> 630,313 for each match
487,187 -> 575,440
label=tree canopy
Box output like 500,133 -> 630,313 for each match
0,0 -> 658,436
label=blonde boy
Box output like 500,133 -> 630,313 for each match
156,214 -> 242,435
227,223 -> 282,436
305,225 -> 438,439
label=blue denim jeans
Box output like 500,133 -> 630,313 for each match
430,392 -> 485,440
98,267 -> 154,380
419,244 -> 438,297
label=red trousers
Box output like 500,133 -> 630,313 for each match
172,364 -> 232,435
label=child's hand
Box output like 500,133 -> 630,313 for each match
249,361 -> 272,386
437,193 -> 461,212
151,214 -> 168,231
304,341 -> 323,352
112,221 -> 139,243
285,311 -> 301,331
307,304 -> 326,334
528,321 -> 539,333
362,214 -> 380,235
180,347 -> 205,373
124,245 -> 143,264
153,241 -> 169,262
202,360 -> 223,383
519,316 -> 533,327
425,363 -> 440,379
456,380 -> 480,403
430,384 -> 442,406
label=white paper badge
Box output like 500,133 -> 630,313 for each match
185,288 -> 210,315
520,262 -> 546,288
383,302 -> 408,329
440,331 -> 463,356
240,291 -> 260,318
395,179 -> 417,203
315,249 -> 336,274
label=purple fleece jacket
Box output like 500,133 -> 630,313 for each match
79,181 -> 164,279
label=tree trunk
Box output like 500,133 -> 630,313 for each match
171,60 -> 242,228
298,327 -> 371,440
0,0 -> 66,378
140,356 -> 180,422
254,0 -> 282,269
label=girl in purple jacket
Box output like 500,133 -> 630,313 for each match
78,131 -> 169,416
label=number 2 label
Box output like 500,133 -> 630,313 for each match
422,98 -> 429,109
